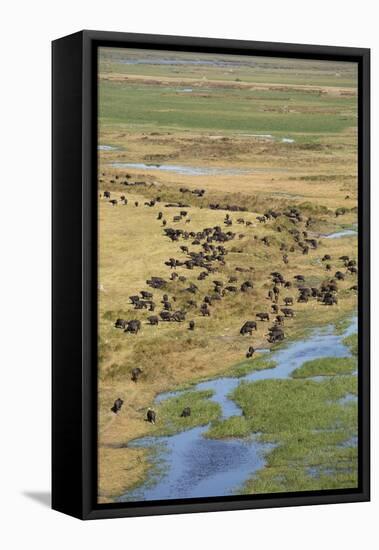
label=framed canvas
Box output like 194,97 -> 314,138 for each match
52,30 -> 370,520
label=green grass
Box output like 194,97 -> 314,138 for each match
232,377 -> 357,432
155,389 -> 221,436
99,81 -> 357,134
223,355 -> 277,378
206,415 -> 252,439
292,357 -> 357,378
242,428 -> 358,494
206,375 -> 358,492
343,333 -> 358,356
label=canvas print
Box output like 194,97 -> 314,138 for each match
97,47 -> 358,504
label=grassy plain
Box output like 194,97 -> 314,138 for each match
292,357 -> 357,378
97,48 -> 358,501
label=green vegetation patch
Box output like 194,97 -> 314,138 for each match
206,416 -> 250,439
206,375 -> 358,493
99,80 -> 357,134
156,389 -> 221,436
224,355 -> 277,378
343,333 -> 358,357
242,428 -> 358,494
292,357 -> 357,378
232,377 -> 357,433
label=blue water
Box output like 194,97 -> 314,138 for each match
109,162 -> 253,176
119,58 -> 256,68
338,393 -> 357,405
119,316 -> 357,503
98,144 -> 118,151
325,229 -> 357,239
109,162 -> 290,176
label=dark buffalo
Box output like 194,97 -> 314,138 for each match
180,407 -> 191,417
159,311 -> 171,321
189,320 -> 195,331
246,346 -> 255,358
125,320 -> 141,334
115,318 -> 127,329
131,367 -> 143,382
335,207 -> 347,217
305,238 -> 318,249
147,277 -> 167,289
240,321 -> 257,335
281,308 -> 295,318
267,326 -> 285,343
134,300 -> 149,310
146,408 -> 156,424
256,312 -> 270,321
147,316 -> 159,325
241,281 -> 253,292
200,304 -> 211,317
140,290 -> 153,299
224,285 -> 238,293
110,398 -> 123,414
171,310 -> 186,322
322,293 -> 338,306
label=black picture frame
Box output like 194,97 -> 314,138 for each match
52,30 -> 370,520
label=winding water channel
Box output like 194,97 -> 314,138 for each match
109,162 -> 288,177
119,316 -> 357,502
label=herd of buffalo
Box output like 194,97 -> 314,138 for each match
102,186 -> 357,425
